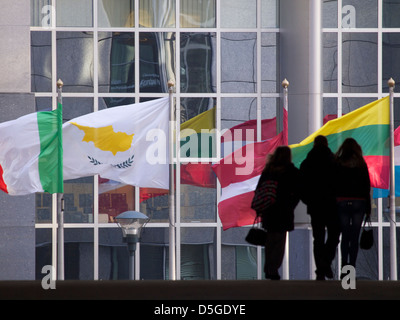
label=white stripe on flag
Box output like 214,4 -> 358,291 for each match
219,175 -> 260,202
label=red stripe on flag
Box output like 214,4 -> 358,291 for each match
0,164 -> 8,193
364,155 -> 390,190
218,191 -> 260,230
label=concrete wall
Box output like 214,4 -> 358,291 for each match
0,0 -> 35,280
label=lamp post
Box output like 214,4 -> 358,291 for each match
114,211 -> 149,280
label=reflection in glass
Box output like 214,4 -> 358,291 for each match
98,0 -> 134,28
35,229 -> 52,279
98,181 -> 135,223
180,185 -> 216,222
221,33 -> 257,93
220,0 -> 256,28
139,32 -> 176,93
64,229 -> 94,279
341,97 -> 376,115
31,31 -> 52,92
140,188 -> 169,222
261,0 -> 279,28
261,33 -> 278,93
57,32 -> 94,93
36,193 -> 52,223
342,33 -> 377,93
63,178 -> 94,223
98,32 -> 135,95
383,0 -> 400,28
323,0 -> 337,28
139,0 -> 175,28
31,0 -> 51,27
221,98 -> 258,130
180,33 -> 216,93
342,0 -> 377,28
180,0 -> 216,28
323,33 -> 338,93
382,33 -> 400,92
56,0 -> 93,27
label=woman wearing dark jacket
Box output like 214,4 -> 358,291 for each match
256,146 -> 301,280
334,138 -> 371,272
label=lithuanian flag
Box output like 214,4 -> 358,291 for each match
290,96 -> 390,189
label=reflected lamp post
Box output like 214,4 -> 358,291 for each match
114,211 -> 149,280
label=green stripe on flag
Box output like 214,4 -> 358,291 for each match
37,103 -> 63,193
291,124 -> 390,168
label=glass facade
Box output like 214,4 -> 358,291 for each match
29,0 -> 400,281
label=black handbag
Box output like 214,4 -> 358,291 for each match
245,218 -> 267,246
360,216 -> 373,250
251,179 -> 278,212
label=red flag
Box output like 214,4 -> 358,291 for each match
212,132 -> 285,230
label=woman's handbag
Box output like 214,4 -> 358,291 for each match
251,179 -> 278,212
245,218 -> 267,246
360,216 -> 373,250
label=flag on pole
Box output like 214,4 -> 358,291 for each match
373,125 -> 400,198
63,98 -> 169,189
212,132 -> 285,230
290,96 -> 390,189
0,104 -> 63,195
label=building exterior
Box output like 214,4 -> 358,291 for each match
0,0 -> 398,281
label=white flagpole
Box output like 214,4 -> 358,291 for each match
282,79 -> 290,280
168,80 -> 176,280
388,77 -> 397,280
56,79 -> 64,280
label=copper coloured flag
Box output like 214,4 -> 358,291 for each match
63,98 -> 169,189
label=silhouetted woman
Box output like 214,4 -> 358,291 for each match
334,138 -> 371,273
257,146 -> 300,280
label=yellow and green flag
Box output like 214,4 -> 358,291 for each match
290,96 -> 390,189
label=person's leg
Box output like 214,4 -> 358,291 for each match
264,231 -> 287,279
337,201 -> 351,266
324,212 -> 341,278
310,215 -> 327,279
348,200 -> 366,267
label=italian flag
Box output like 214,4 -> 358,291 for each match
0,104 -> 63,195
290,96 -> 390,189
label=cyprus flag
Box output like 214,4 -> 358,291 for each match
63,98 -> 169,189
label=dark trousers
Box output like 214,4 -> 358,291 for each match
264,231 -> 286,279
337,200 -> 366,267
310,212 -> 341,277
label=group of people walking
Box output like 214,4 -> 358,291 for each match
255,135 -> 371,280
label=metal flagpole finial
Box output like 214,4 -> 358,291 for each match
57,79 -> 64,89
388,77 -> 395,88
282,78 -> 289,89
168,79 -> 175,90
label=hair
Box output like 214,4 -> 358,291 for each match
313,135 -> 328,147
335,137 -> 366,168
263,146 -> 292,173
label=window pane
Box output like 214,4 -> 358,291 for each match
98,32 -> 135,94
36,192 -> 52,223
180,185 -> 217,222
342,0 -> 377,28
56,0 -> 93,27
261,0 -> 279,28
220,0 -> 256,28
323,0 -> 337,28
383,0 -> 400,28
35,228 -> 52,280
31,0 -> 52,27
180,33 -> 216,93
98,183 -> 136,224
98,0 -> 134,28
221,33 -> 257,93
383,33 -> 400,92
139,0 -> 175,28
342,33 -> 377,93
64,229 -> 94,280
261,33 -> 278,93
180,0 -> 216,28
140,189 -> 169,222
57,32 -> 94,93
31,31 -> 52,93
139,32 -> 175,93
323,32 -> 338,93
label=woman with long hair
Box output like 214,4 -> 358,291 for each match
256,146 -> 301,280
334,138 -> 371,274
